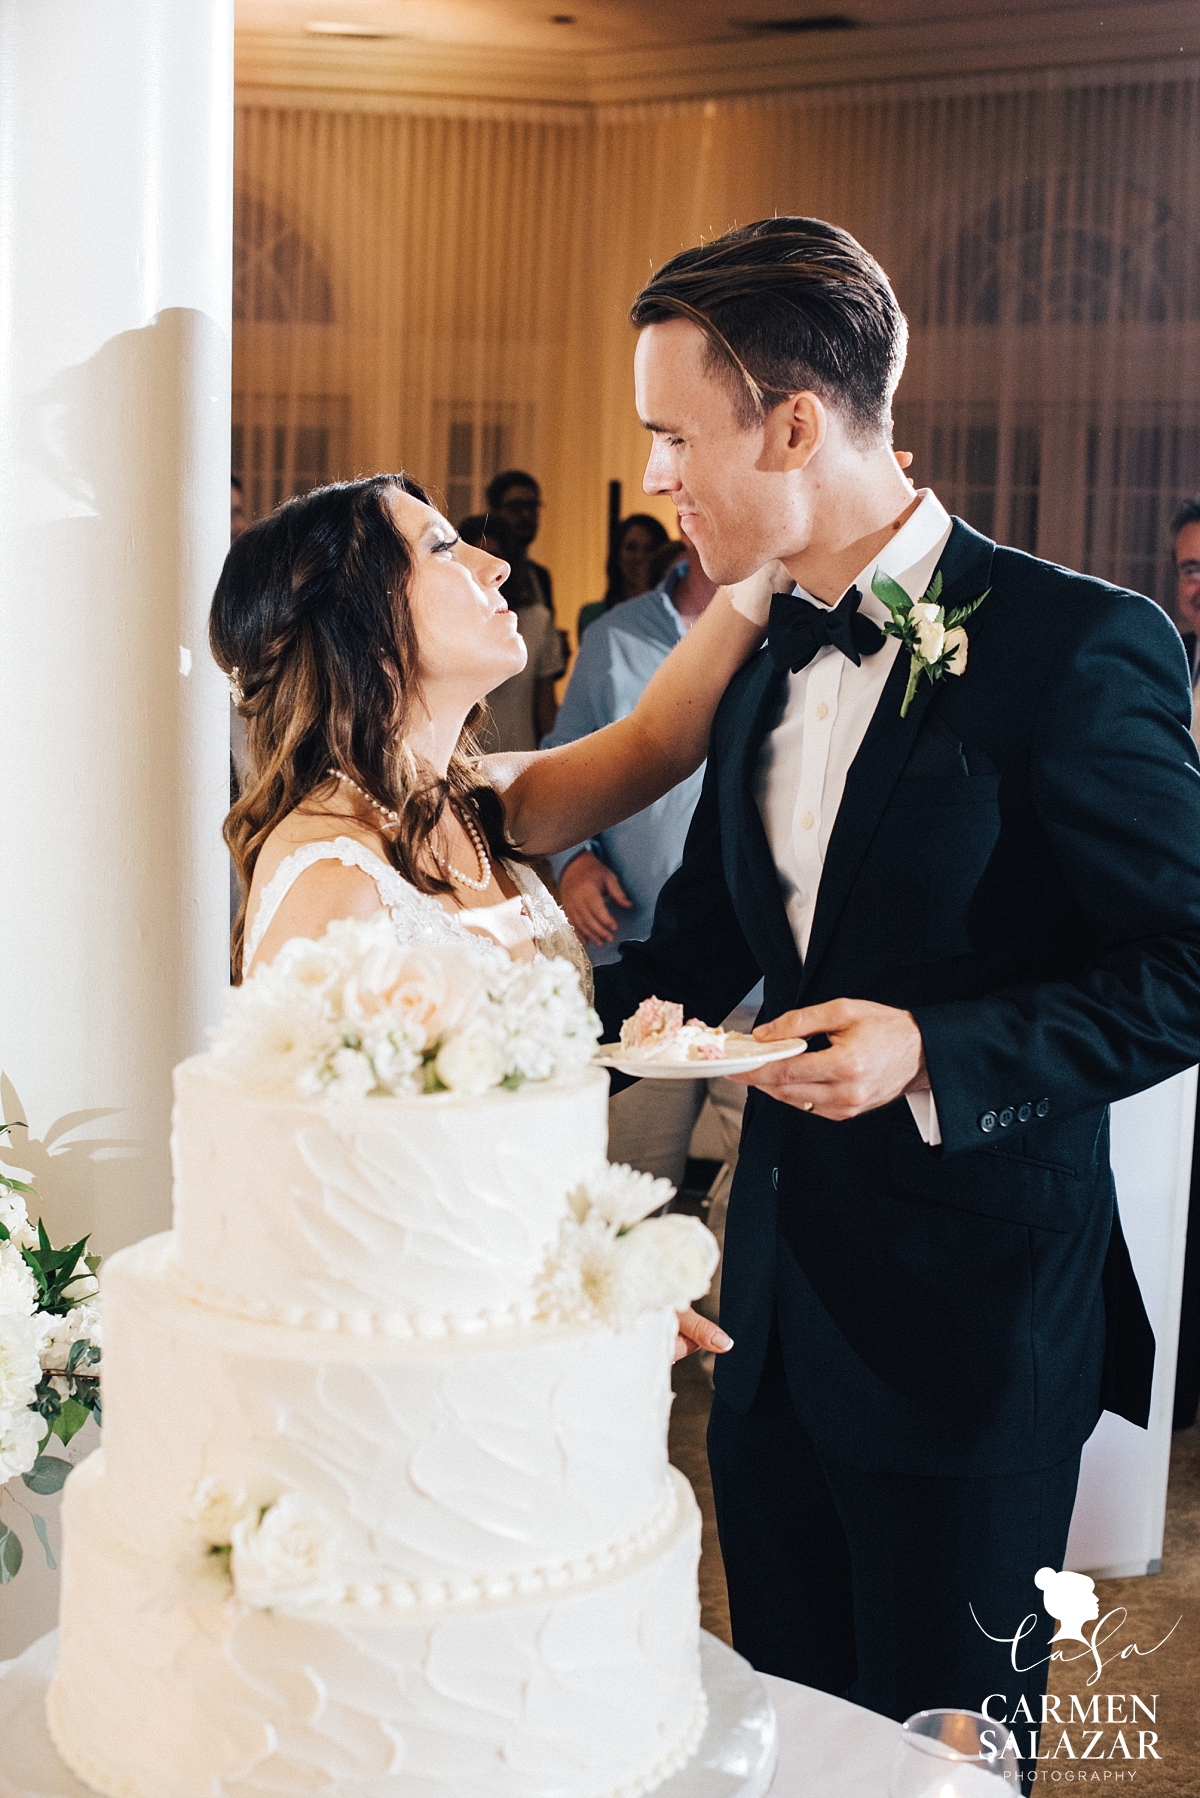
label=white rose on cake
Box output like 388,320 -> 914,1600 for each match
231,1492 -> 347,1608
434,1023 -> 507,1096
187,1475 -> 252,1547
616,1215 -> 720,1317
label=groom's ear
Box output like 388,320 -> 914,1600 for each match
768,391 -> 825,471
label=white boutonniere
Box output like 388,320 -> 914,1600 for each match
871,569 -> 988,718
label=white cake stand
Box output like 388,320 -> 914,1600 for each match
0,1628 -> 776,1798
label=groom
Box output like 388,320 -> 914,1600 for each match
593,218 -> 1200,1740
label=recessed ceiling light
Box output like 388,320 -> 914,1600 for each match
305,20 -> 400,37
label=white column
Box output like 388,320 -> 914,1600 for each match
0,0 -> 233,1652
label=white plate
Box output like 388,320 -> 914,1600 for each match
595,1035 -> 807,1080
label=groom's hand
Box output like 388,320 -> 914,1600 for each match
734,999 -> 928,1120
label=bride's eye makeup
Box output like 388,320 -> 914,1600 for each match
430,533 -> 460,556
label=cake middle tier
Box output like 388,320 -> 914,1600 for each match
101,1235 -> 677,1596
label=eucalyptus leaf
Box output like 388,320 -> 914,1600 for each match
0,1524 -> 23,1583
31,1514 -> 57,1571
67,1338 -> 100,1375
22,1453 -> 73,1495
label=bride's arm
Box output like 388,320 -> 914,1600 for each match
487,576 -> 776,856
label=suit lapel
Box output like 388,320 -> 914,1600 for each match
719,652 -> 802,989
798,519 -> 996,998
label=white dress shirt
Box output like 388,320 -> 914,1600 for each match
755,489 -> 954,1143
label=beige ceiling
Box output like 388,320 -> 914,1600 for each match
236,0 -> 1170,56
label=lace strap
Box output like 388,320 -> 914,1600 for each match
244,837 -> 397,971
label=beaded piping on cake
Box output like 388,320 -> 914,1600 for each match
254,1473 -> 680,1615
168,1256 -> 539,1337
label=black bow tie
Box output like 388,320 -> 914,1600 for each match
767,585 -> 885,674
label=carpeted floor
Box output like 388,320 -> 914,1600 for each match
668,1359 -> 1200,1792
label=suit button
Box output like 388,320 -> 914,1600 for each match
999,1107 -> 1014,1128
1036,1098 -> 1050,1118
1018,1103 -> 1032,1124
772,1166 -> 779,1191
980,1112 -> 997,1133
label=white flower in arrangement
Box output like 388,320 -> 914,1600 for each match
230,1492 -> 346,1608
209,922 -> 600,1100
567,1162 -> 675,1231
0,1239 -> 39,1319
615,1215 -> 720,1318
0,1188 -> 37,1252
0,1404 -> 43,1482
0,1303 -> 42,1427
187,1474 -> 252,1547
36,1299 -> 102,1373
434,1024 -> 507,1097
536,1165 -> 719,1331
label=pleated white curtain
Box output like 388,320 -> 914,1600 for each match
233,61 -> 1200,631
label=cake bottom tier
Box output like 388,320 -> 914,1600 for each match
49,1455 -> 707,1798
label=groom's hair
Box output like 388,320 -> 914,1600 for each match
630,217 -> 906,443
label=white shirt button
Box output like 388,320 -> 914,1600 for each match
800,811 -> 815,830
815,701 -> 829,720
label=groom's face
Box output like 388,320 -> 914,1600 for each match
635,318 -> 815,586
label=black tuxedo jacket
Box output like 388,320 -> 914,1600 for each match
595,520 -> 1200,1477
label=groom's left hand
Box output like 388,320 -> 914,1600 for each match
733,999 -> 928,1120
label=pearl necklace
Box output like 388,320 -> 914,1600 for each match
326,770 -> 492,893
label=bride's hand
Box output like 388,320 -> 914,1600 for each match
723,559 -> 795,628
673,1308 -> 733,1363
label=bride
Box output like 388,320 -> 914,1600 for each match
210,472 -> 770,1358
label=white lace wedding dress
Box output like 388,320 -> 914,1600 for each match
243,834 -> 594,996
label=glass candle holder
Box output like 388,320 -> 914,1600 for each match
888,1708 -> 1021,1797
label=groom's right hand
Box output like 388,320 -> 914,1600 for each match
559,850 -> 633,946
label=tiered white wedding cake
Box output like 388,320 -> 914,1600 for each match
47,924 -> 719,1797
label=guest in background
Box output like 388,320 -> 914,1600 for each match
1173,493 -> 1200,1430
543,528 -> 753,1258
1173,496 -> 1200,713
230,476 -> 248,543
576,513 -> 672,643
485,469 -> 555,618
460,511 -> 565,754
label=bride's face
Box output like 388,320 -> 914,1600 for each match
391,489 -> 526,705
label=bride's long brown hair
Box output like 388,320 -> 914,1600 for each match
210,473 -> 522,980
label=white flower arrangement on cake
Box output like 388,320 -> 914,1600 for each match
535,1162 -> 720,1332
210,917 -> 601,1100
0,1124 -> 103,1584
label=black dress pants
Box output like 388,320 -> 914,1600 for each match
708,1318 -> 1081,1764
